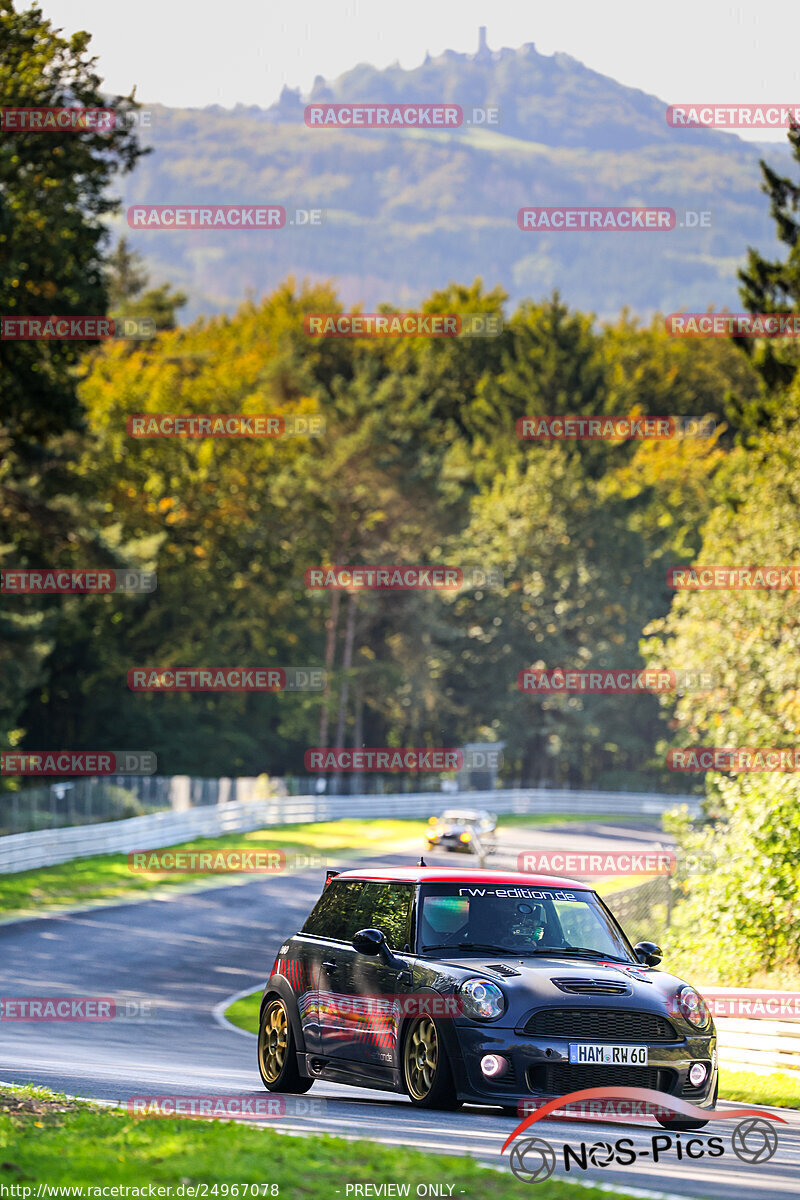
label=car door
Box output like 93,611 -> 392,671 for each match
294,879 -> 366,1054
320,881 -> 415,1069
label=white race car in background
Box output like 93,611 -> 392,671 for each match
426,808 -> 497,854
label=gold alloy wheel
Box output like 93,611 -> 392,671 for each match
404,1017 -> 439,1099
259,999 -> 289,1083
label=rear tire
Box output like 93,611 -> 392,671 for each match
257,995 -> 313,1094
402,1017 -> 461,1109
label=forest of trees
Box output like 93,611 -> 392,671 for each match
4,269 -> 772,790
3,0 -> 799,977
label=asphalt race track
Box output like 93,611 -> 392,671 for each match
1,823 -> 798,1198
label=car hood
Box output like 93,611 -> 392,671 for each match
425,953 -> 701,1017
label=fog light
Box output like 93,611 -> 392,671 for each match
480,1054 -> 508,1078
689,1062 -> 708,1087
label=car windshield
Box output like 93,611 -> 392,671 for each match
440,811 -> 483,824
417,883 -> 634,960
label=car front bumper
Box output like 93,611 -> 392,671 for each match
426,835 -> 472,852
448,1022 -> 718,1112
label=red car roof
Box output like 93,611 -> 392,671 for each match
331,867 -> 592,890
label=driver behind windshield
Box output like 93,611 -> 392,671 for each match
421,896 -> 550,951
468,900 -> 548,949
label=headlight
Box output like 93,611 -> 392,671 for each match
459,978 -> 505,1020
459,831 -> 471,842
676,986 -> 710,1029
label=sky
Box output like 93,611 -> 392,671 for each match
35,0 -> 800,141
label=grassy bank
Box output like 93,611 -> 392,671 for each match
0,1085 -> 635,1197
718,1069 -> 799,1109
0,819 -> 423,920
495,813 -> 664,828
225,987 -> 262,1034
0,811 -> 644,921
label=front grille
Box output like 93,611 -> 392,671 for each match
528,1063 -> 677,1094
551,978 -> 630,996
524,1008 -> 678,1042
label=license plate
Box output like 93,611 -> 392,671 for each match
569,1043 -> 648,1065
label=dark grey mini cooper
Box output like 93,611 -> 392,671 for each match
258,867 -> 717,1130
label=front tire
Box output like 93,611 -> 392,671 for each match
656,1079 -> 717,1130
402,1016 -> 461,1109
257,996 -> 313,1094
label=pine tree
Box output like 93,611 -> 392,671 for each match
737,124 -> 800,389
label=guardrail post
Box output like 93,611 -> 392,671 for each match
169,776 -> 191,811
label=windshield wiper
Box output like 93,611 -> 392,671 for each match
454,942 -> 510,953
421,942 -> 490,953
422,942 -> 555,955
555,947 -> 631,963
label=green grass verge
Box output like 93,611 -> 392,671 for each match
225,988 -> 262,1035
719,1068 -> 799,1109
495,812 -> 653,828
0,819 -> 423,920
0,1085 -> 635,1197
0,811 -> 652,921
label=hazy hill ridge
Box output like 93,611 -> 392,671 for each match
121,30 -> 780,320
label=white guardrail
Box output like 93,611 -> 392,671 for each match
712,989 -> 800,1076
0,784 -> 699,874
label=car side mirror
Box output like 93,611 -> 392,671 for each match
353,928 -> 384,956
634,941 -> 663,967
353,927 -> 408,972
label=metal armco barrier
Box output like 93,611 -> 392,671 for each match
0,784 -> 700,874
